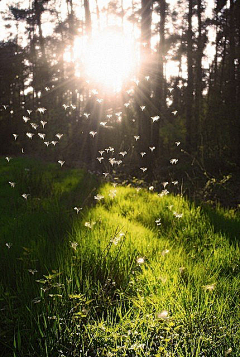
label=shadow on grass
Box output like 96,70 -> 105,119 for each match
202,205 -> 240,245
0,157 -> 101,290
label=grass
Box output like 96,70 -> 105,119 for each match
0,157 -> 240,356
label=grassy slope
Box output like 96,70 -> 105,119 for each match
0,157 -> 240,356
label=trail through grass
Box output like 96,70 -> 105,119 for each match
0,157 -> 240,356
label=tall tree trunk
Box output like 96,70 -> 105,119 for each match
84,0 -> 92,37
95,0 -> 100,30
153,0 -> 166,157
186,0 -> 194,152
195,0 -> 203,150
138,0 -> 152,159
229,0 -> 237,160
34,0 -> 46,61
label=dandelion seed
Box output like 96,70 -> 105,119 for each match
100,121 -> 107,126
74,207 -> 82,214
70,241 -> 78,251
96,98 -> 103,103
84,113 -> 90,118
225,347 -> 232,355
149,186 -> 154,191
115,112 -> 122,117
89,131 -> 97,137
30,123 -> 38,130
63,104 -> 69,110
149,146 -> 155,152
71,104 -> 76,109
179,267 -> 186,274
173,212 -> 183,218
162,249 -> 170,256
58,160 -> 65,167
51,141 -> 58,146
134,136 -> 140,141
172,111 -> 178,115
140,152 -> 146,157
202,283 -> 216,291
158,189 -> 169,197
103,172 -> 109,178
124,102 -> 130,107
26,132 -> 34,139
109,189 -> 117,199
22,193 -> 30,200
151,116 -> 160,122
136,187 -> 141,192
44,141 -> 50,147
13,134 -> 18,140
6,242 -> 13,248
172,180 -> 179,185
170,159 -> 178,164
45,86 -> 50,91
119,151 -> 127,157
37,107 -> 47,114
84,221 -> 96,229
28,269 -> 38,275
23,116 -> 30,123
26,110 -> 32,115
169,88 -> 174,93
140,106 -> 146,111
38,133 -> 46,140
21,148 -> 24,154
140,167 -> 147,172
94,194 -> 104,201
108,158 -> 115,166
9,181 -> 16,188
2,105 -> 9,109
175,141 -> 180,146
162,181 -> 168,188
5,156 -> 12,162
106,114 -> 112,119
40,120 -> 47,128
155,218 -> 161,226
134,79 -> 139,85
145,76 -> 150,81
136,257 -> 144,264
55,133 -> 63,140
156,310 -> 169,320
97,157 -> 104,163
91,89 -> 98,95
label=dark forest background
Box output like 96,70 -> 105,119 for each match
0,0 -> 240,205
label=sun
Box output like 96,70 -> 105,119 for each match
74,29 -> 137,92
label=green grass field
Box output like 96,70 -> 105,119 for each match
0,157 -> 240,356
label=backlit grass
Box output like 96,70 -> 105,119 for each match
0,157 -> 240,356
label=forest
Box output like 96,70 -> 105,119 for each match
0,0 -> 239,203
0,0 -> 240,356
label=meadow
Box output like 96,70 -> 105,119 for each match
0,157 -> 240,356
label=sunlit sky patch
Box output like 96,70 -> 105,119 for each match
0,0 -> 216,85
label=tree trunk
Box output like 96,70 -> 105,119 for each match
186,0 -> 194,152
195,0 -> 203,150
84,0 -> 92,37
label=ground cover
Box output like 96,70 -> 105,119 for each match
0,157 -> 240,356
